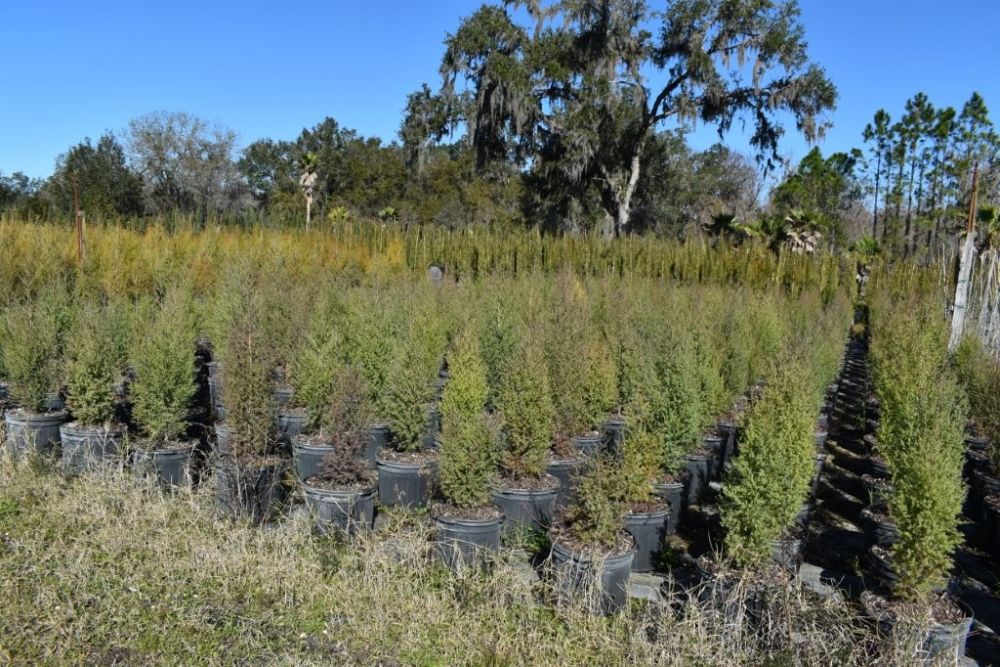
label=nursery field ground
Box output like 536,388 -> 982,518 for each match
0,455 -> 906,667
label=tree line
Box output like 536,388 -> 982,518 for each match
0,1 -> 994,255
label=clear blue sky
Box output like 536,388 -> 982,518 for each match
2,0 -> 998,179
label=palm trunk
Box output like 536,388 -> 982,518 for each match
306,199 -> 312,231
872,151 -> 881,238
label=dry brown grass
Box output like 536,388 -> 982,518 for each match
0,454 -> 930,666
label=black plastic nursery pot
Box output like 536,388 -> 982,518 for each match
490,477 -> 560,534
364,424 -> 390,467
702,435 -> 724,481
276,410 -> 307,449
770,536 -> 803,570
623,504 -> 670,572
603,417 -> 626,454
132,444 -> 195,487
376,454 -> 436,508
4,409 -> 68,456
550,538 -> 636,615
811,450 -> 826,494
273,386 -> 294,407
547,456 -> 586,513
923,614 -> 974,663
301,480 -> 376,534
571,433 -> 602,457
60,423 -> 123,474
215,459 -> 288,524
291,436 -> 335,481
814,430 -> 829,449
214,422 -> 232,457
653,480 -> 685,535
434,512 -> 504,570
717,420 -> 738,471
860,508 -> 899,548
684,453 -> 709,507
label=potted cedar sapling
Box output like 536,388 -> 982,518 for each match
130,290 -> 198,486
550,456 -> 636,615
721,362 -> 815,570
1,291 -> 71,456
492,339 -> 560,535
377,325 -> 443,508
214,282 -> 287,524
546,331 -> 617,511
433,330 -> 503,569
618,428 -> 671,573
62,302 -> 129,474
300,365 -> 378,534
288,318 -> 340,481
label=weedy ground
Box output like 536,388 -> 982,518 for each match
0,455 -> 926,666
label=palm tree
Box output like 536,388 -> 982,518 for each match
298,152 -> 318,230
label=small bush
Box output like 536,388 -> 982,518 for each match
289,309 -> 340,432
65,302 -> 127,426
496,338 -> 555,479
315,366 -> 375,486
617,429 -> 660,504
0,287 -> 71,413
722,362 -> 815,567
383,324 -> 441,452
129,289 -> 196,447
562,457 -> 625,551
437,330 -> 498,509
647,335 -> 704,473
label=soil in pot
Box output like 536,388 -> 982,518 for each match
861,474 -> 892,514
549,529 -> 636,615
490,474 -> 560,536
547,454 -> 586,514
653,475 -> 686,535
291,434 -> 336,482
215,457 -> 288,525
433,504 -> 504,571
132,442 -> 195,487
866,545 -> 899,594
60,422 -> 123,475
376,449 -> 437,508
4,409 -> 68,456
623,500 -> 670,573
301,475 -> 377,535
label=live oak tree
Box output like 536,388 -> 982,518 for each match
438,0 -> 836,237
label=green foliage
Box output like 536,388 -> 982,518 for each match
479,302 -> 518,409
383,325 -> 441,453
0,287 -> 71,413
65,302 -> 127,426
340,297 -> 398,418
647,335 -> 704,474
316,366 -> 375,486
289,306 -> 341,432
952,335 -> 1000,472
219,273 -> 278,459
130,289 -> 196,446
496,338 -> 554,479
617,429 -> 660,505
563,457 -> 625,552
438,330 -> 498,508
871,296 -> 966,600
722,363 -> 816,568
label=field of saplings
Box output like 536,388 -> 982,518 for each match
0,222 -> 991,665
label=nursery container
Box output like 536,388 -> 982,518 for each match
653,480 -> 685,534
684,453 -> 709,507
291,436 -> 336,481
860,508 -> 899,548
572,433 -> 602,457
434,513 -> 503,570
376,455 -> 436,508
717,420 -> 738,470
273,386 -> 294,407
364,424 -> 390,466
923,614 -> 973,663
132,445 -> 194,487
490,480 -> 560,534
60,423 -> 123,474
276,410 -> 307,449
814,430 -> 828,449
302,481 -> 376,534
623,505 -> 670,572
4,409 -> 68,456
214,459 -> 288,524
547,456 -> 586,513
603,417 -> 626,454
214,422 -> 231,457
770,537 -> 803,569
551,537 -> 636,615
702,435 -> 724,480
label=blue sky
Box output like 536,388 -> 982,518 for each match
2,0 -> 998,179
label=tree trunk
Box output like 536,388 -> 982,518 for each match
949,232 -> 978,351
612,149 -> 644,239
872,152 -> 881,239
306,198 -> 312,231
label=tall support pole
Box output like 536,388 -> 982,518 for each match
72,173 -> 84,263
949,164 -> 980,351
